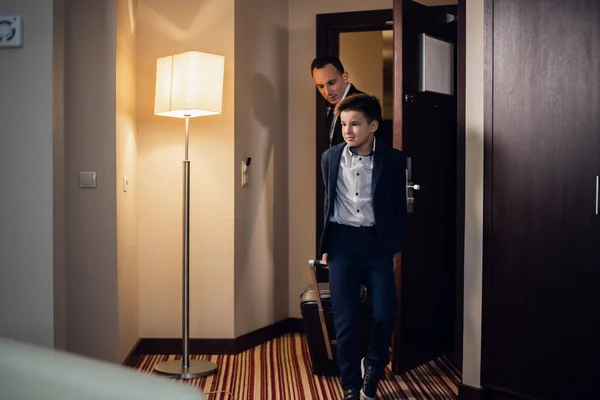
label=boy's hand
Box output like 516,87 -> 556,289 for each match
321,253 -> 329,268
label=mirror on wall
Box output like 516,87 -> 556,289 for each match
339,29 -> 394,122
337,29 -> 394,147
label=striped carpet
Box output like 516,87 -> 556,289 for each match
134,333 -> 460,399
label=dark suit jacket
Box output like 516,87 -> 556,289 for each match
319,140 -> 408,256
326,84 -> 364,147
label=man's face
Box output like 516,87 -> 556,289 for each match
340,110 -> 378,151
312,64 -> 349,105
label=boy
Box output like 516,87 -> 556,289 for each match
320,94 -> 408,400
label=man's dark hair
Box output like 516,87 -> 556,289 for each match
334,94 -> 383,124
310,56 -> 345,75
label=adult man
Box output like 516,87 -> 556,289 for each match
311,56 -> 363,148
320,94 -> 408,400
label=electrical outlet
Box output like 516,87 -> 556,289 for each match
0,16 -> 23,48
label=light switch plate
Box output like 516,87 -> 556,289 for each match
79,171 -> 97,188
0,16 -> 23,48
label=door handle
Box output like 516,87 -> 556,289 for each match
405,168 -> 420,213
596,176 -> 600,215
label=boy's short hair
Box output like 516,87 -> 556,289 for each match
334,94 -> 383,124
310,56 -> 345,75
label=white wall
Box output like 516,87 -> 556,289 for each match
137,0 -> 236,339
233,0 -> 290,337
0,0 -> 57,348
116,0 -> 140,362
463,0 -> 484,389
287,0 -> 393,318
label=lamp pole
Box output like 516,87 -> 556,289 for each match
182,114 -> 191,369
154,115 -> 218,379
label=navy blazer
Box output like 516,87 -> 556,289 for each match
319,140 -> 408,256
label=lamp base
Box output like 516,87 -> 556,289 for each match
153,359 -> 218,379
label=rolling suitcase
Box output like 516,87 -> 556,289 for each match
300,259 -> 372,376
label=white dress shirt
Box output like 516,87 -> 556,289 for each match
330,138 -> 376,227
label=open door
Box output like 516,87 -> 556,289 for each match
392,0 -> 458,372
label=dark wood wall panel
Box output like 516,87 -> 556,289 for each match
483,0 -> 600,398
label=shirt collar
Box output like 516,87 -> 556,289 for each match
341,82 -> 352,100
348,136 -> 376,157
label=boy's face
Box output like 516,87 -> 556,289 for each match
340,110 -> 378,151
312,64 -> 349,105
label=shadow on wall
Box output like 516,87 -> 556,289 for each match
238,69 -> 289,322
233,17 -> 290,334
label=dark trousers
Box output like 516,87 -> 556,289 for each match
327,223 -> 397,391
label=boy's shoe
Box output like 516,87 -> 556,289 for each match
342,389 -> 361,400
360,357 -> 379,400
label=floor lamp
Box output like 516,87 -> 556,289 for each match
152,50 -> 225,379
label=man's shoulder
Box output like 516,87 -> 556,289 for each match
349,85 -> 364,96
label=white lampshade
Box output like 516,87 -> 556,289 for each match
154,51 -> 225,118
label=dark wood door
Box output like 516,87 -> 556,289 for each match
483,0 -> 600,398
392,0 -> 458,372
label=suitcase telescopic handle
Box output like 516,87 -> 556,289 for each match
308,259 -> 333,360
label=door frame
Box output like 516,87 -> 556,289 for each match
315,1 -> 466,372
314,9 -> 394,261
482,0 -> 493,385
455,0 -> 466,373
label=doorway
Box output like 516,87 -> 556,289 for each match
314,9 -> 394,265
314,0 -> 465,374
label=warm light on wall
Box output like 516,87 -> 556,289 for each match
154,51 -> 225,118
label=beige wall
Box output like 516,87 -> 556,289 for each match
463,0 -> 484,389
339,31 -> 384,103
64,0 -> 119,361
53,0 -> 67,351
233,0 -> 290,336
0,0 -> 57,348
137,0 -> 236,339
116,0 -> 140,362
288,0 -> 393,318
